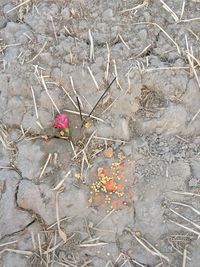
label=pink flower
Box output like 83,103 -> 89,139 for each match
53,113 -> 69,129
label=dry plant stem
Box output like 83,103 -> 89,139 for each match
56,191 -> 67,243
125,228 -> 169,262
102,96 -> 120,114
79,242 -> 107,247
0,248 -> 33,256
169,207 -> 200,230
168,219 -> 200,237
121,0 -> 148,13
37,233 -> 43,263
185,35 -> 200,89
76,96 -> 83,121
70,76 -> 78,96
6,0 -> 31,13
113,60 -> 123,90
94,135 -> 128,143
105,42 -> 110,82
118,34 -> 130,49
51,232 -> 57,267
160,0 -> 179,22
87,76 -> 117,120
41,75 -> 60,113
27,41 -> 47,63
70,141 -> 77,158
180,0 -> 186,20
39,153 -> 52,179
146,66 -> 189,72
64,109 -> 104,123
129,44 -> 152,59
52,170 -> 71,191
88,29 -> 94,62
30,86 -> 39,119
182,246 -> 187,267
47,216 -> 71,230
95,209 -> 115,228
87,66 -> 99,90
171,201 -> 200,216
133,22 -> 181,54
61,86 -> 79,110
171,190 -> 200,197
131,259 -> 146,267
50,16 -> 57,41
31,232 -> 36,251
0,240 -> 18,247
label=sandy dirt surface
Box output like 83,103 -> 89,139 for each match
0,0 -> 200,266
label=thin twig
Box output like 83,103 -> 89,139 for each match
27,41 -> 47,63
39,153 -> 52,179
30,86 -> 39,119
61,86 -> 79,110
88,29 -> 94,62
6,0 -> 31,13
87,66 -> 99,90
171,201 -> 200,216
64,109 -> 105,123
50,16 -> 57,41
87,76 -> 116,119
171,190 -> 200,197
52,170 -> 71,191
56,191 -> 67,243
41,75 -> 60,113
125,228 -> 169,262
105,42 -> 110,82
76,96 -> 83,122
168,219 -> 200,237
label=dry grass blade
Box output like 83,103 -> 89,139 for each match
52,170 -> 71,191
129,44 -> 152,59
50,15 -> 57,41
121,0 -> 148,13
95,209 -> 115,228
171,201 -> 200,216
6,0 -> 31,13
105,42 -> 110,82
79,242 -> 108,247
182,246 -> 187,267
168,219 -> 200,236
30,86 -> 39,119
94,135 -> 128,143
39,153 -> 52,179
61,86 -> 79,110
0,240 -> 18,247
0,125 -> 15,150
169,207 -> 200,230
88,29 -> 95,62
0,248 -> 33,256
41,75 -> 60,113
113,60 -> 123,90
125,228 -> 169,262
27,41 -> 47,63
132,22 -> 181,54
160,0 -> 179,22
171,190 -> 200,197
64,109 -> 105,123
56,191 -> 67,243
118,34 -> 130,49
87,66 -> 99,90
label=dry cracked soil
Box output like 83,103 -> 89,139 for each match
0,0 -> 200,267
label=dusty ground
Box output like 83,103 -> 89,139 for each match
0,0 -> 200,266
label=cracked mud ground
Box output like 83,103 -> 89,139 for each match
0,0 -> 200,266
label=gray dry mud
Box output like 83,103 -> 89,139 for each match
0,0 -> 200,267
